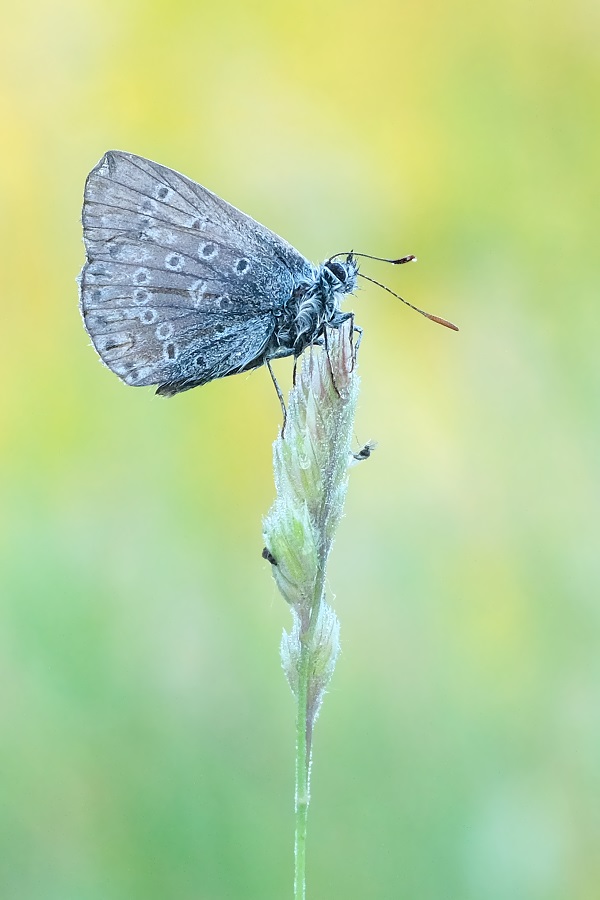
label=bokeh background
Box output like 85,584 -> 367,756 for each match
1,1 -> 599,897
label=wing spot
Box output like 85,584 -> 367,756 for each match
91,289 -> 103,302
133,288 -> 150,305
85,312 -> 103,328
133,268 -> 150,285
125,363 -> 153,383
165,343 -> 177,360
200,242 -> 218,260
195,355 -> 206,368
140,308 -> 158,325
87,264 -> 109,278
165,253 -> 184,271
97,333 -> 134,358
141,199 -> 157,213
215,323 -> 225,334
156,186 -> 170,200
235,258 -> 250,275
156,322 -> 174,341
87,311 -> 121,327
219,297 -> 232,310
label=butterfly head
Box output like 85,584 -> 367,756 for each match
321,253 -> 359,297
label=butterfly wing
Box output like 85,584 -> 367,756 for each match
79,151 -> 315,393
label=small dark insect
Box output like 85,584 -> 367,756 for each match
78,151 -> 457,404
262,547 -> 277,566
352,439 -> 378,462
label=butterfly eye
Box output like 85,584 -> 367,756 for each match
325,261 -> 347,283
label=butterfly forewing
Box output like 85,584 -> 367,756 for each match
79,151 -> 314,391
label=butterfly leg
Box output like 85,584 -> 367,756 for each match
322,327 -> 342,399
350,316 -> 363,369
266,358 -> 287,432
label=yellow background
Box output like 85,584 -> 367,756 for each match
1,1 -> 598,897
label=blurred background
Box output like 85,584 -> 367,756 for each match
1,0 -> 598,897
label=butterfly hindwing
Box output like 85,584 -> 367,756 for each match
79,151 -> 315,391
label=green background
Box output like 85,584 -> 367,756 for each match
1,1 -> 598,897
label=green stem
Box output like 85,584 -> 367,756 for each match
263,324 -> 360,898
294,636 -> 311,900
294,568 -> 326,898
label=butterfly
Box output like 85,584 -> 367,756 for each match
78,151 -> 457,400
78,150 -> 369,400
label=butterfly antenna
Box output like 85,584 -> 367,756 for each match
358,272 -> 459,331
329,251 -> 417,266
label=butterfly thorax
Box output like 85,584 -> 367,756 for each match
272,254 -> 358,358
